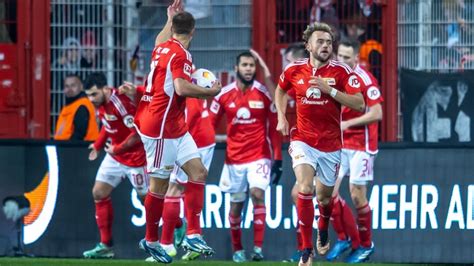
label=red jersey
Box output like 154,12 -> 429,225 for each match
134,38 -> 193,139
93,90 -> 146,167
186,98 -> 215,148
278,59 -> 362,152
342,64 -> 383,154
210,81 -> 280,164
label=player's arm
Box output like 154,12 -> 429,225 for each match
89,127 -> 107,161
174,78 -> 221,98
342,103 -> 383,131
312,76 -> 365,112
268,108 -> 283,185
208,98 -> 224,129
250,49 -> 276,100
105,131 -> 141,155
155,0 -> 183,46
275,85 -> 290,136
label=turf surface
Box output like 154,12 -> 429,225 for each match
0,258 -> 435,266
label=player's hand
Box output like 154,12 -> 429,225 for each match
104,143 -> 116,156
88,144 -> 99,161
309,76 -> 331,94
167,0 -> 183,19
341,121 -> 351,131
118,81 -> 137,95
249,49 -> 263,63
271,160 -> 283,185
208,80 -> 222,96
276,116 -> 289,136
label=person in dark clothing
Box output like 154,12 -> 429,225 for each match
54,74 -> 99,141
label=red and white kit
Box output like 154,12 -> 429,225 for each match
170,97 -> 216,184
93,89 -> 148,195
210,80 -> 282,199
339,64 -> 383,185
134,38 -> 199,178
278,58 -> 362,186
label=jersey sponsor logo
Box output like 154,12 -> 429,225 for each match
210,101 -> 220,114
232,107 -> 256,125
367,86 -> 381,100
184,63 -> 192,77
297,79 -> 304,85
248,100 -> 264,109
348,75 -> 361,88
306,87 -> 321,99
228,102 -> 236,108
123,115 -> 135,128
140,94 -> 153,102
104,114 -> 117,121
322,77 -> 336,86
301,87 -> 329,105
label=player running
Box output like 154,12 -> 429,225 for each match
275,22 -> 365,266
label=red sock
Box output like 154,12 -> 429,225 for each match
145,191 -> 164,242
317,199 -> 333,231
330,196 -> 346,241
160,196 -> 181,245
357,203 -> 372,248
296,222 -> 303,251
253,204 -> 266,248
297,193 -> 314,249
341,199 -> 360,249
95,197 -> 113,246
229,213 -> 243,251
185,180 -> 205,235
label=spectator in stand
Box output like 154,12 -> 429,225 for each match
54,74 -> 99,141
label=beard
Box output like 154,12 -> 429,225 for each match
314,52 -> 331,63
237,71 -> 255,87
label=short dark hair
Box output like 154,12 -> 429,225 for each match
285,42 -> 309,59
172,12 -> 195,35
64,74 -> 82,83
302,22 -> 334,44
236,51 -> 255,66
84,72 -> 107,91
339,38 -> 361,54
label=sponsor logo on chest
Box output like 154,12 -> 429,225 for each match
104,113 -> 118,121
248,100 -> 264,109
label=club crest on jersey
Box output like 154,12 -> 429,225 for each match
104,114 -> 117,121
348,75 -> 360,88
248,100 -> 264,109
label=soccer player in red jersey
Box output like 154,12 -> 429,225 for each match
133,2 -> 221,263
209,51 -> 282,262
325,39 -> 382,263
274,22 -> 365,266
83,72 -> 148,259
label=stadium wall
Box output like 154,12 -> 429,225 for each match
0,141 -> 473,263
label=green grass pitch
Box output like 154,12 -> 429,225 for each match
0,258 -> 434,266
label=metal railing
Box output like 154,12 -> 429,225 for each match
398,0 -> 474,71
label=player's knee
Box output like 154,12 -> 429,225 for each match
92,187 -> 109,201
230,192 -> 246,203
191,167 -> 208,183
250,189 -> 264,204
298,183 -> 314,195
316,192 -> 331,205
